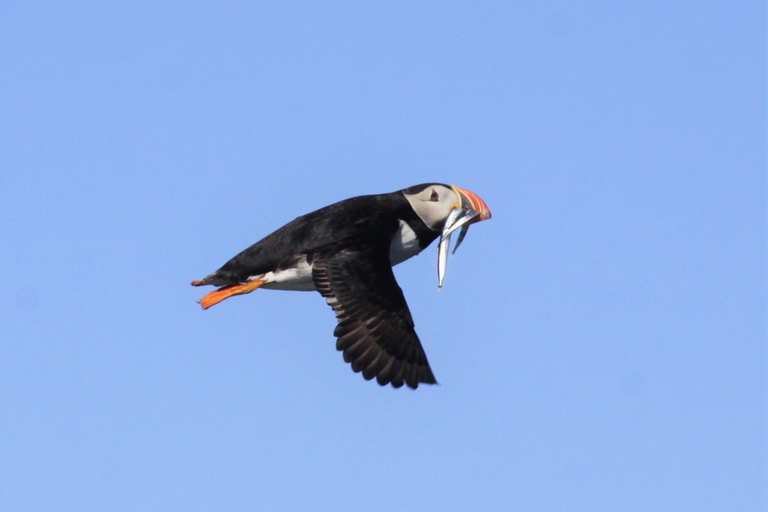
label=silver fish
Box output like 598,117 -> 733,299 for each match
440,210 -> 479,244
452,224 -> 470,255
450,208 -> 482,254
437,207 -> 470,289
437,230 -> 451,290
441,207 -> 467,239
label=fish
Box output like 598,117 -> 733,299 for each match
452,224 -> 469,255
440,210 -> 480,244
434,186 -> 492,289
437,207 -> 480,289
437,229 -> 451,290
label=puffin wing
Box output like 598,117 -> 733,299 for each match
311,244 -> 437,389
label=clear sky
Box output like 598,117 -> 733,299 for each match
1,2 -> 765,511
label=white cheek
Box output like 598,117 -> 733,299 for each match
418,203 -> 449,231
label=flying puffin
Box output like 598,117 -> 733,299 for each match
192,183 -> 491,389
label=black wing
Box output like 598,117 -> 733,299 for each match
311,244 -> 437,389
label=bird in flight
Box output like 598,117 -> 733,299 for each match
192,183 -> 491,389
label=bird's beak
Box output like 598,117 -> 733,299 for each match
437,186 -> 492,290
441,185 -> 492,240
453,185 -> 492,221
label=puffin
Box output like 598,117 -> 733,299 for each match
192,183 -> 491,389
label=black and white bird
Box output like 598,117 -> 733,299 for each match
192,183 -> 491,389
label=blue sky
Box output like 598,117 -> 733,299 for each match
1,2 -> 765,511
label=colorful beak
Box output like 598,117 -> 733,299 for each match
454,186 -> 492,221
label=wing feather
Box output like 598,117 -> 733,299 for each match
312,245 -> 437,389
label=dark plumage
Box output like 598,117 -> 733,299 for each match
192,183 -> 490,389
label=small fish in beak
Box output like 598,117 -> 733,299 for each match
436,186 -> 492,289
437,207 -> 465,289
452,223 -> 470,255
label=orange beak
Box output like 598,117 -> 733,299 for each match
453,186 -> 492,221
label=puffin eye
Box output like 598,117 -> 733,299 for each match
429,190 -> 439,202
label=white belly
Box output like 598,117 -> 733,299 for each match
256,222 -> 423,291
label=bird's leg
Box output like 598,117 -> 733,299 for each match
198,279 -> 265,309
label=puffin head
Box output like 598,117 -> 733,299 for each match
402,183 -> 492,231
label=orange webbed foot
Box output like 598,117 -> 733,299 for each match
198,280 -> 265,309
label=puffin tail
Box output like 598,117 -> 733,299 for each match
195,279 -> 265,309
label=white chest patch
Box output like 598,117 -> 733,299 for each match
390,220 -> 423,266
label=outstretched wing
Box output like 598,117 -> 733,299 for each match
311,244 -> 437,389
